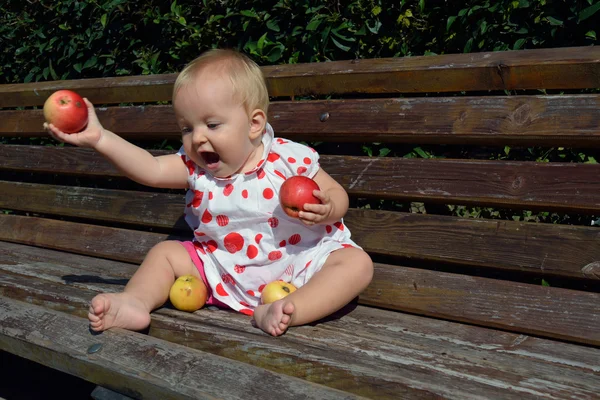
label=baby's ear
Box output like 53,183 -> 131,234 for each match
249,109 -> 267,139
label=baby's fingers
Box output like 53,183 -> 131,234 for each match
44,122 -> 68,143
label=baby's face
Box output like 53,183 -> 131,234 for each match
174,71 -> 262,178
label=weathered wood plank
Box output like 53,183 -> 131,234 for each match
345,209 -> 600,280
2,204 -> 598,280
0,243 -> 598,399
2,47 -> 599,107
0,297 -> 363,400
2,243 -> 597,347
362,264 -> 600,346
4,94 -> 600,146
0,181 -> 189,230
4,146 -> 600,214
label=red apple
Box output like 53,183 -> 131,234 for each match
261,281 -> 297,304
43,90 -> 88,133
279,176 -> 321,218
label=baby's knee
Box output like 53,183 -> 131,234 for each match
355,250 -> 374,284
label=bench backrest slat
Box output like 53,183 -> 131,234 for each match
3,146 -> 600,214
1,47 -> 599,108
4,95 -> 600,147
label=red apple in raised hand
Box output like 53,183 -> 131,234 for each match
43,90 -> 88,133
279,176 -> 321,218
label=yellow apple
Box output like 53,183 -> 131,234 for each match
169,275 -> 208,312
261,281 -> 297,304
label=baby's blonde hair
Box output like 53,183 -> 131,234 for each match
173,49 -> 269,116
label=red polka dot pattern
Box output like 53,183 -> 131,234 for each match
263,188 -> 274,199
217,215 -> 229,226
216,283 -> 228,296
224,232 -> 244,253
201,210 -> 212,224
247,245 -> 258,259
289,234 -> 301,245
268,250 -> 282,261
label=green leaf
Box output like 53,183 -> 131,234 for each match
372,6 -> 382,16
546,16 -> 563,26
306,17 -> 323,31
446,16 -> 456,31
579,2 -> 600,21
83,56 -> 98,69
266,19 -> 280,32
378,148 -> 391,157
541,279 -> 550,287
331,36 -> 351,52
240,9 -> 258,18
464,37 -> 473,53
257,32 -> 268,51
101,14 -> 107,28
586,30 -> 597,40
73,63 -> 82,73
366,19 -> 382,34
513,38 -> 526,49
413,147 -> 430,158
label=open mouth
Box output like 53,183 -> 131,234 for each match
201,152 -> 220,169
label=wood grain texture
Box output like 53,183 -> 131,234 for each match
0,297 -> 362,400
345,209 -> 600,279
5,94 -> 600,146
364,264 -> 600,346
0,242 -> 598,399
2,47 -> 599,107
2,202 -> 599,280
0,216 -> 598,343
3,146 -> 600,214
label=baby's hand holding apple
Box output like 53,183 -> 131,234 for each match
298,190 -> 334,225
44,91 -> 105,149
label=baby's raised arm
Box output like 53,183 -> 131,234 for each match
45,98 -> 188,189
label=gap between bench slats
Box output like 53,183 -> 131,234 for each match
4,95 -> 600,146
2,146 -> 600,214
0,215 -> 598,345
0,242 -> 598,399
1,185 -> 599,280
1,47 -> 599,107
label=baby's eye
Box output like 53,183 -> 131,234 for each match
207,123 -> 220,129
180,127 -> 192,134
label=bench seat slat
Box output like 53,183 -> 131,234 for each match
1,242 -> 598,399
0,297 -> 361,400
2,196 -> 598,280
1,47 -> 599,107
3,146 -> 600,214
4,94 -> 600,146
0,215 -> 598,344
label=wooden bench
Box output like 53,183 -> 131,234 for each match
1,46 -> 599,399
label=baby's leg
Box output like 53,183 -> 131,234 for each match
88,240 -> 199,332
253,247 -> 373,336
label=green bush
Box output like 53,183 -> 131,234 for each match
1,0 -> 598,84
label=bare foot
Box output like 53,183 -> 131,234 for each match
88,292 -> 151,332
253,299 -> 295,336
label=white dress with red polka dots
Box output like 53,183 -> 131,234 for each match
177,123 -> 360,315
